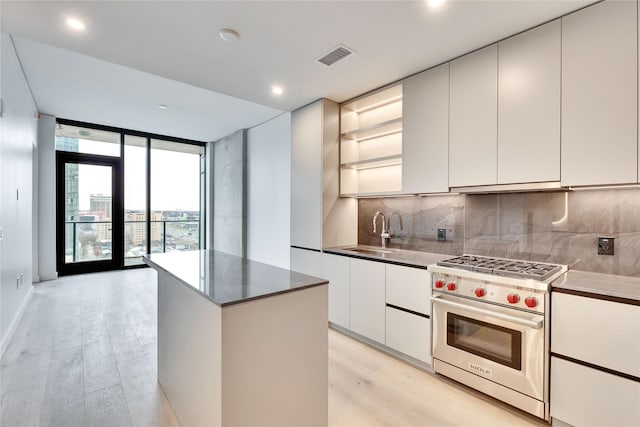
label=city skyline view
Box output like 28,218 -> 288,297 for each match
74,138 -> 201,211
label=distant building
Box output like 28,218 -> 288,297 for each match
125,210 -> 163,246
90,194 -> 112,220
56,136 -> 79,251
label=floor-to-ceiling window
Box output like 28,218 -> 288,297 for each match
55,119 -> 206,274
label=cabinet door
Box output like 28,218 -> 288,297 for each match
403,63 -> 449,193
385,306 -> 430,363
322,253 -> 350,329
561,0 -> 638,186
291,101 -> 322,250
551,357 -> 640,427
385,264 -> 430,315
350,258 -> 385,343
290,247 -> 323,278
552,292 -> 640,377
449,44 -> 498,187
498,20 -> 560,184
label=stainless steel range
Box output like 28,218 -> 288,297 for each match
428,255 -> 568,421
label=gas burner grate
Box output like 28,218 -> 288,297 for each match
437,255 -> 563,281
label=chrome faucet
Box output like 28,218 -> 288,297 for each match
372,211 -> 391,248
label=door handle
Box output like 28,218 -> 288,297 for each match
431,294 -> 543,329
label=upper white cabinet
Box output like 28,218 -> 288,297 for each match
291,99 -> 356,250
340,85 -> 403,196
402,63 -> 450,194
498,20 -> 561,184
449,44 -> 498,187
561,0 -> 638,186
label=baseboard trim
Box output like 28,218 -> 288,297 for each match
329,322 -> 432,372
0,285 -> 34,358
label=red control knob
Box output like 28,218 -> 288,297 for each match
435,280 -> 445,289
474,288 -> 486,297
507,293 -> 520,304
525,297 -> 538,308
446,282 -> 457,291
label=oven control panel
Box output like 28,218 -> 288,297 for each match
432,273 -> 546,314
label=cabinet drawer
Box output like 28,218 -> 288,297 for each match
551,357 -> 640,427
385,264 -> 430,315
552,292 -> 640,377
385,306 -> 430,364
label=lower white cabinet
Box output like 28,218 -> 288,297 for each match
290,247 -> 323,278
321,253 -> 350,329
551,357 -> 640,427
385,306 -> 430,363
350,258 -> 386,344
552,292 -> 640,377
385,264 -> 430,315
551,291 -> 640,426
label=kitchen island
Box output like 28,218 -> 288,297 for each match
144,250 -> 329,427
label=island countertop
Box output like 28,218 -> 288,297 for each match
144,250 -> 328,307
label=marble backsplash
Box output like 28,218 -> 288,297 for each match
358,188 -> 640,277
358,195 -> 465,255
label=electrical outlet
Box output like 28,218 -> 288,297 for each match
437,228 -> 446,241
598,237 -> 614,255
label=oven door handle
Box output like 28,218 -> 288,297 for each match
431,295 -> 543,329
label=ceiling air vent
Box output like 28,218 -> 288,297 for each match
317,45 -> 354,66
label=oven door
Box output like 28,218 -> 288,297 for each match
431,293 -> 545,400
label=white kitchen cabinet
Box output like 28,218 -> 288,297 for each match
402,63 -> 449,194
385,306 -> 430,363
498,20 -> 561,184
551,291 -> 640,427
291,101 -> 323,250
449,44 -> 498,188
552,292 -> 640,377
551,357 -> 640,427
291,99 -> 356,250
561,0 -> 638,186
350,258 -> 386,344
290,247 -> 323,278
385,264 -> 430,315
385,264 -> 431,363
322,253 -> 350,329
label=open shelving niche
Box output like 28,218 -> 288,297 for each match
340,84 -> 403,197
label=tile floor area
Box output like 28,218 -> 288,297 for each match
1,268 -> 547,427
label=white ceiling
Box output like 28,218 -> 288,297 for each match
1,0 -> 595,142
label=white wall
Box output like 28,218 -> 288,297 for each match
37,114 -> 57,281
246,113 -> 291,269
1,33 -> 37,354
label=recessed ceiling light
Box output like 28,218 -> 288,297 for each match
219,28 -> 240,42
427,0 -> 446,9
271,86 -> 284,96
158,104 -> 168,110
66,17 -> 86,31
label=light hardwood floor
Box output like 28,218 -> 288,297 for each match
1,268 -> 548,427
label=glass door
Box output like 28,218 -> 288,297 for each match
56,151 -> 123,275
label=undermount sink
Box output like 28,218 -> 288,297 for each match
344,247 -> 393,255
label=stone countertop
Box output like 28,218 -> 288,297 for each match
552,270 -> 640,302
144,250 -> 328,307
324,245 -> 452,269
